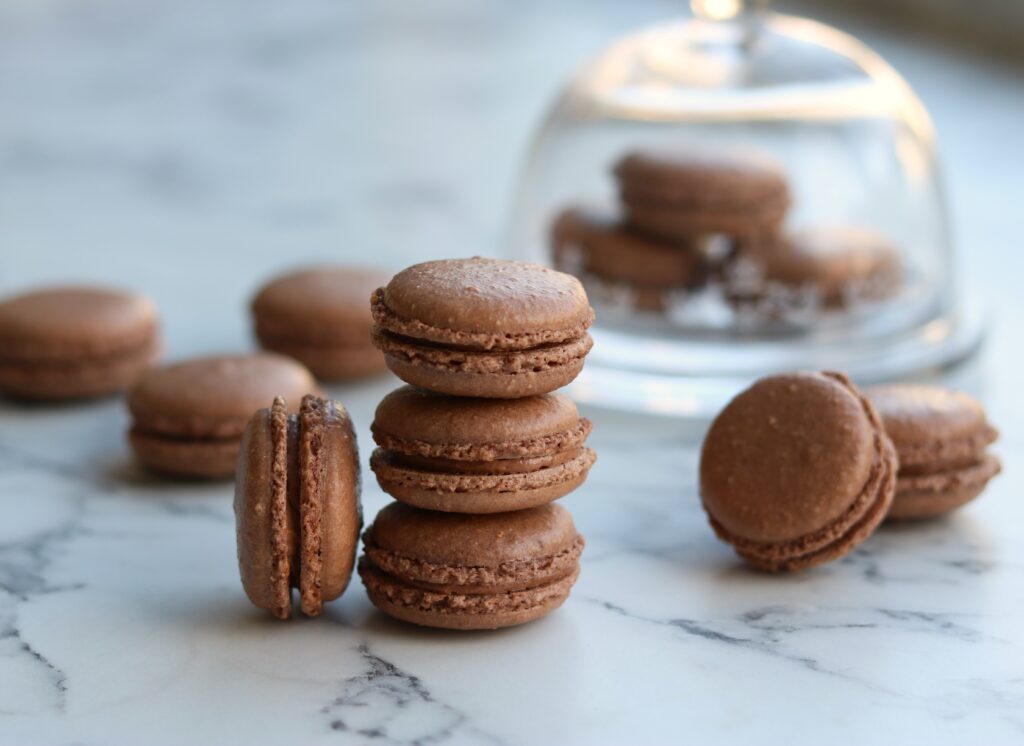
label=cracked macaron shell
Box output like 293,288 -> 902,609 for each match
700,371 -> 897,572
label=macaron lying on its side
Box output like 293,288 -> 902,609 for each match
867,384 -> 1001,520
370,385 -> 596,513
359,502 -> 584,630
0,286 -> 160,400
371,257 -> 595,398
235,395 -> 361,619
128,353 -> 319,479
251,266 -> 391,381
700,371 -> 897,572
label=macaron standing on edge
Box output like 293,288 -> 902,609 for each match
370,386 -> 596,513
867,384 -> 1001,520
235,394 -> 362,618
699,371 -> 897,572
251,266 -> 391,381
359,502 -> 584,630
370,257 -> 595,398
0,285 -> 161,400
128,353 -> 319,479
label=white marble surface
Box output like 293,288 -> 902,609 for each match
1,1 -> 1022,744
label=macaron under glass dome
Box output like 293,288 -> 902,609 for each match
507,0 -> 983,417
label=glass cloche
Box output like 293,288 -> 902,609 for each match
507,1 -> 983,417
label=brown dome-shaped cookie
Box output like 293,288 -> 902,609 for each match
867,384 -> 1001,519
370,385 -> 595,513
251,266 -> 390,381
700,371 -> 896,572
0,285 -> 160,400
128,353 -> 318,479
358,502 -> 584,630
371,258 -> 594,398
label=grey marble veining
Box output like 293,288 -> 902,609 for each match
1,1 -> 1022,744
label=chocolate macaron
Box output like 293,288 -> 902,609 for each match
0,285 -> 160,400
700,371 -> 897,572
359,502 -> 584,630
867,384 -> 1001,520
370,385 -> 595,513
128,353 -> 318,479
734,226 -> 901,311
614,149 -> 790,241
251,266 -> 390,381
551,207 -> 711,312
371,258 -> 594,398
235,395 -> 361,618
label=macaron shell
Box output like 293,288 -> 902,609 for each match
377,257 -> 594,343
129,354 -> 318,438
623,194 -> 789,240
367,502 -> 578,568
0,337 -> 159,400
370,448 -> 595,514
317,400 -> 362,605
372,387 -> 585,451
358,560 -> 578,630
297,396 -> 361,615
613,149 -> 789,206
233,400 -> 297,619
0,286 -> 159,360
129,429 -> 243,480
867,384 -> 998,471
252,266 -> 389,344
714,433 -> 896,572
889,453 -> 1002,520
375,333 -> 590,399
700,371 -> 880,543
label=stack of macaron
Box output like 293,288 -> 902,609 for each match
361,257 -> 596,630
551,149 -> 900,321
699,372 -> 1001,573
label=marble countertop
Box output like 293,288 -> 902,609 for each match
1,1 -> 1022,744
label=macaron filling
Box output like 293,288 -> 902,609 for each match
359,560 -> 580,616
362,534 -> 584,594
371,328 -> 593,375
370,447 -> 596,494
372,417 -> 591,461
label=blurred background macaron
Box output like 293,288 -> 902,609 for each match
127,353 -> 319,479
251,265 -> 391,382
0,285 -> 160,400
867,384 -> 1001,520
